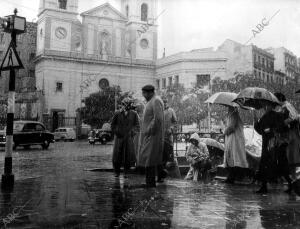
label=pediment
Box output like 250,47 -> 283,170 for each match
81,3 -> 127,21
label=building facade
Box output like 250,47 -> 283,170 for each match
35,0 -> 158,124
266,47 -> 299,84
155,48 -> 227,90
217,39 -> 276,83
0,19 -> 41,120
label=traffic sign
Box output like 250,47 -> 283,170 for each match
0,41 -> 24,71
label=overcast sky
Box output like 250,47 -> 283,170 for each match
1,0 -> 300,58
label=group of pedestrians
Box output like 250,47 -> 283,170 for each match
111,85 -> 177,188
222,92 -> 300,194
111,85 -> 300,194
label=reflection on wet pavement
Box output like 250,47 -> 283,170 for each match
0,142 -> 299,228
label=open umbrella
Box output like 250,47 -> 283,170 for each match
233,87 -> 280,109
205,92 -> 238,107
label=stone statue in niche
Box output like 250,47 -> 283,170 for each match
125,32 -> 131,57
99,31 -> 111,60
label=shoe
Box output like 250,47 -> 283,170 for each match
256,187 -> 268,194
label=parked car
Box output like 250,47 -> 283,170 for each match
54,127 -> 76,141
0,121 -> 54,150
88,123 -> 113,145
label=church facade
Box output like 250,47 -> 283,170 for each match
35,0 -> 158,119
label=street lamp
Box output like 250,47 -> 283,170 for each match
1,9 -> 26,191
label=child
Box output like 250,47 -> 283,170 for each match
185,133 -> 210,181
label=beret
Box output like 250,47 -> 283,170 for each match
142,84 -> 155,92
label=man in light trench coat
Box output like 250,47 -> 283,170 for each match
138,85 -> 165,187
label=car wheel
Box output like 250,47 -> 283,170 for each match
42,140 -> 50,150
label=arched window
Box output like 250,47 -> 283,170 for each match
58,0 -> 67,10
141,3 -> 148,22
125,5 -> 129,18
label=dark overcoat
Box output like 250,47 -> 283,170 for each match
111,110 -> 140,167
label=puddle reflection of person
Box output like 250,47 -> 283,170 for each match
109,179 -> 133,229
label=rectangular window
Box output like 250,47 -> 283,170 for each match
254,70 -> 257,77
168,77 -> 172,86
175,75 -> 179,85
156,79 -> 160,90
28,70 -> 35,78
196,74 -> 210,88
262,58 -> 265,66
0,33 -> 4,44
56,82 -> 63,92
29,53 -> 35,61
162,78 -> 166,89
258,56 -> 260,64
0,51 -> 3,58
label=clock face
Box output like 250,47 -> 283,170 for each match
55,27 -> 67,39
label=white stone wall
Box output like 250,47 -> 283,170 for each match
36,59 -> 155,116
156,59 -> 227,90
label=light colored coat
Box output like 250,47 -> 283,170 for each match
224,108 -> 248,168
138,95 -> 164,167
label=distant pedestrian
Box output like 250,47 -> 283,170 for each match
138,85 -> 164,188
185,133 -> 210,181
111,98 -> 140,178
159,98 -> 177,181
223,107 -> 248,184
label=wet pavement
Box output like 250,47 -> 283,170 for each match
0,141 -> 299,228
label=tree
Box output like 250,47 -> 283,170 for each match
160,84 -> 209,127
78,86 -> 123,128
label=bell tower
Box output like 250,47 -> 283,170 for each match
38,0 -> 78,17
120,0 -> 158,61
37,0 -> 80,54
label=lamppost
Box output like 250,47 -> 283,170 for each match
0,9 -> 26,190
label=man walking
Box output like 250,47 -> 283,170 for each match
138,85 -> 165,187
111,98 -> 140,178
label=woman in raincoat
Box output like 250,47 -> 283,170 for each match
223,106 -> 248,183
185,133 -> 210,181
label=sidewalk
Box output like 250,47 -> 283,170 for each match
0,142 -> 299,228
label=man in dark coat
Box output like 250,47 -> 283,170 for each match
138,85 -> 165,187
254,102 -> 290,194
111,98 -> 140,178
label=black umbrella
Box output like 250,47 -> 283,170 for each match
233,87 -> 280,110
296,89 -> 300,94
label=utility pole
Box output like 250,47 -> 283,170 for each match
0,9 -> 26,190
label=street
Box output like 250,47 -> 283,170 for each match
0,141 -> 298,228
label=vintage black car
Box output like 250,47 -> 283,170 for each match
0,121 -> 54,150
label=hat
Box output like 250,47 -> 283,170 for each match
190,133 -> 200,143
142,84 -> 155,92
